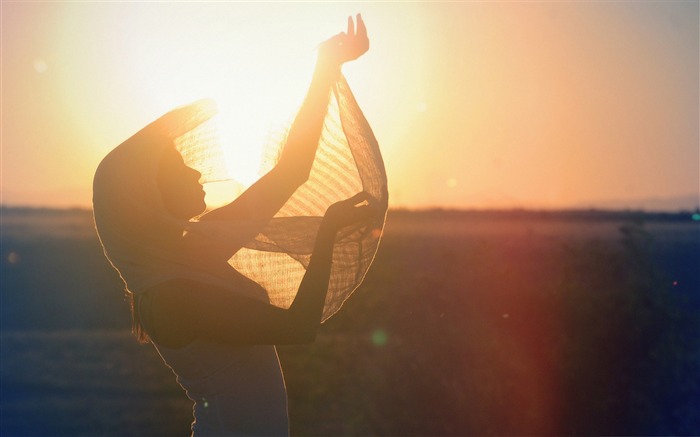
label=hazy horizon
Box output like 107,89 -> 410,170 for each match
1,192 -> 698,213
2,185 -> 699,213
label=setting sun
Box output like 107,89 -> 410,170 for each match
102,4 -> 390,207
106,4 -> 341,187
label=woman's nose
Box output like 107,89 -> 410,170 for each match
187,167 -> 202,182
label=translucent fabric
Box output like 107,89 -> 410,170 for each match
93,75 -> 387,321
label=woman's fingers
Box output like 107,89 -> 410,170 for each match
323,192 -> 377,230
349,14 -> 369,58
349,199 -> 379,221
347,15 -> 368,47
346,191 -> 371,206
356,14 -> 366,40
326,192 -> 370,215
317,15 -> 369,66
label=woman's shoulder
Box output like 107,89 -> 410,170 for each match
142,272 -> 268,325
145,265 -> 264,294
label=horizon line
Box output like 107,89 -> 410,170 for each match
1,203 -> 698,215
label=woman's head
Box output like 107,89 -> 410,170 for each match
157,146 -> 206,220
93,100 -> 220,292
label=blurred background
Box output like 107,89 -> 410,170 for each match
2,2 -> 699,435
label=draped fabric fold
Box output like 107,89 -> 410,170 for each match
93,74 -> 387,321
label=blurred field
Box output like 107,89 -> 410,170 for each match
1,207 -> 699,435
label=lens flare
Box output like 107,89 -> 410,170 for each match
371,329 -> 388,346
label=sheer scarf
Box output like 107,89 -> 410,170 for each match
93,75 -> 387,322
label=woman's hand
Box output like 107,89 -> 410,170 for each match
322,192 -> 376,232
318,14 -> 370,69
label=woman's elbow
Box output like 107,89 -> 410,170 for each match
278,325 -> 317,345
298,326 -> 318,344
274,314 -> 319,345
277,335 -> 314,346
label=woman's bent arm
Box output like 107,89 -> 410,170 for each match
142,220 -> 336,346
143,193 -> 374,347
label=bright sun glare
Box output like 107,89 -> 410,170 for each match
113,5 -> 341,204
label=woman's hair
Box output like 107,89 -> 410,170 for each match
94,100 -> 221,343
129,291 -> 150,343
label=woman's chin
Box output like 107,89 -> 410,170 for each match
197,203 -> 207,217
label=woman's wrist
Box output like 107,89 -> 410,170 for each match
317,219 -> 339,240
315,56 -> 342,81
309,223 -> 337,266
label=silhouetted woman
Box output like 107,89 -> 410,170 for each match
93,15 -> 387,436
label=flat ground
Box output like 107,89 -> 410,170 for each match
1,208 -> 698,435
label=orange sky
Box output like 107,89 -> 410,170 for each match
2,2 -> 698,210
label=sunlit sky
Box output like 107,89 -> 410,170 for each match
2,2 -> 698,210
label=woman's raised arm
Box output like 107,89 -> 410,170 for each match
202,15 -> 369,222
274,14 -> 370,182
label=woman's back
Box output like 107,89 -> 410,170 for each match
153,338 -> 288,436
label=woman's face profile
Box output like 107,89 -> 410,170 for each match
157,146 -> 206,220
